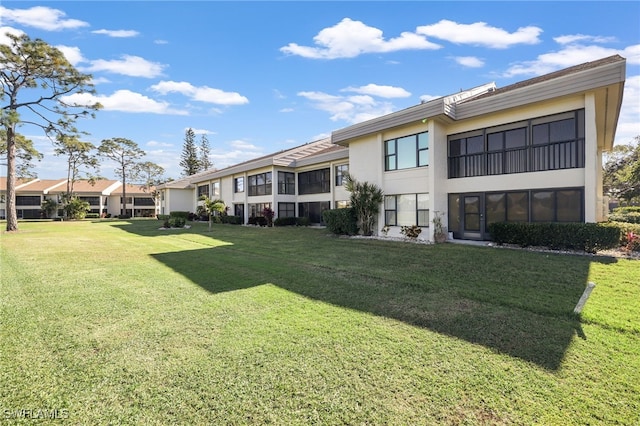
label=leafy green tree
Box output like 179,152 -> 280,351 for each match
1,32 -> 100,231
41,198 -> 58,219
344,173 -> 384,236
97,138 -> 145,217
199,195 -> 225,231
0,129 -> 43,178
180,128 -> 200,176
134,161 -> 165,211
603,136 -> 640,205
199,133 -> 213,171
54,134 -> 100,216
64,197 -> 90,220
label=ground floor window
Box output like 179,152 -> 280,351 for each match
234,204 -> 244,219
249,203 -> 271,218
298,201 -> 330,224
278,202 -> 295,218
384,193 -> 429,227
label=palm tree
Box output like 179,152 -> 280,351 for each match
199,195 -> 226,231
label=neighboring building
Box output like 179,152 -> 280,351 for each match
0,178 -> 158,218
332,55 -> 626,241
158,138 -> 350,225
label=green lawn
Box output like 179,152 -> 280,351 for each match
1,220 -> 639,425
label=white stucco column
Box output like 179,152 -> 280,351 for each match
427,120 -> 448,241
584,93 -> 598,223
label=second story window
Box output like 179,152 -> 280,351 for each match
234,177 -> 244,193
197,184 -> 209,197
278,171 -> 295,195
298,168 -> 330,195
335,164 -> 349,186
248,172 -> 272,196
385,132 -> 429,171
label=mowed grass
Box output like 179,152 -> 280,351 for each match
1,220 -> 639,425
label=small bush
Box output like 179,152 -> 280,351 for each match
85,213 -> 100,219
400,225 -> 422,239
296,217 -> 311,227
221,215 -> 242,225
274,217 -> 297,227
118,214 -> 132,219
157,214 -> 170,221
323,208 -> 358,235
170,211 -> 190,220
613,206 -> 640,214
163,220 -> 170,228
608,212 -> 640,224
488,222 -> 621,253
247,217 -> 267,227
168,216 -> 186,228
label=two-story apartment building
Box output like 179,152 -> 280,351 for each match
332,55 -> 625,241
159,138 -> 350,225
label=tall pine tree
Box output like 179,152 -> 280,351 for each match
199,134 -> 213,171
179,128 -> 200,176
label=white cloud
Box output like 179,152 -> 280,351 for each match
280,108 -> 294,113
280,18 -> 440,59
55,45 -> 85,66
502,43 -> 640,78
150,81 -> 249,105
298,90 -> 395,124
185,128 -> 216,135
0,6 -> 89,31
615,75 -> 640,146
419,94 -> 441,103
146,140 -> 175,148
454,56 -> 485,68
554,34 -> 617,45
209,140 -> 266,169
0,26 -> 25,45
417,19 -> 542,49
61,90 -> 189,115
92,29 -> 140,38
154,39 -> 168,45
83,55 -> 166,78
341,84 -> 411,98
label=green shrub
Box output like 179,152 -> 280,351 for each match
248,217 -> 267,226
221,215 -> 242,225
614,222 -> 640,248
274,217 -> 298,227
613,206 -> 640,214
118,214 -> 131,219
608,212 -> 640,224
85,213 -> 100,219
157,214 -> 170,221
323,208 -> 358,235
170,211 -> 190,220
296,217 -> 310,227
488,222 -> 621,253
168,216 -> 186,228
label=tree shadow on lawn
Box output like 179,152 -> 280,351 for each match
148,240 -> 614,371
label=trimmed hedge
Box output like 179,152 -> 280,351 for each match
323,208 -> 358,236
85,213 -> 100,219
170,211 -> 190,220
608,212 -> 640,224
221,215 -> 242,225
247,217 -> 268,227
157,214 -> 170,221
488,222 -> 621,253
274,217 -> 298,227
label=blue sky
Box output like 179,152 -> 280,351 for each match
2,1 -> 639,181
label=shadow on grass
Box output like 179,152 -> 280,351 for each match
115,222 -> 611,371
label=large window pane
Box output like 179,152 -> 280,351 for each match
397,194 -> 416,226
549,118 -> 575,142
557,190 -> 582,222
485,193 -> 506,225
449,139 -> 464,156
487,133 -> 503,151
532,191 -> 554,222
505,128 -> 526,149
466,135 -> 484,154
397,136 -> 416,169
507,192 -> 528,222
